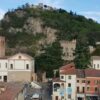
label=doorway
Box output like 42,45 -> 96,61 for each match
55,96 -> 58,100
78,97 -> 83,100
4,76 -> 7,82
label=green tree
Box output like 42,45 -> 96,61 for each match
74,34 -> 91,69
35,41 -> 64,78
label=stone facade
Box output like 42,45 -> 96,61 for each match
8,71 -> 32,82
60,40 -> 76,61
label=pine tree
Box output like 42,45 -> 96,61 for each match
35,41 -> 64,78
74,35 -> 91,69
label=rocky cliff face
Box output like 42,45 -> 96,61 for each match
1,11 -> 58,56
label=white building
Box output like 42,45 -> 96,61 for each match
0,53 -> 35,82
0,58 -> 8,82
91,56 -> 100,70
0,36 -> 36,82
52,63 -> 77,100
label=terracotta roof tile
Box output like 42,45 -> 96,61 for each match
59,63 -> 100,78
53,78 -> 65,82
60,63 -> 75,70
85,69 -> 100,77
0,82 -> 24,100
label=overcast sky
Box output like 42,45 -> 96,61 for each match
0,0 -> 100,23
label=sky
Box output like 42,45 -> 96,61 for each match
0,0 -> 100,23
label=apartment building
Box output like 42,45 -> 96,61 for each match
52,63 -> 100,100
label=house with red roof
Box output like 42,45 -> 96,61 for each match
0,82 -> 26,100
52,63 -> 100,100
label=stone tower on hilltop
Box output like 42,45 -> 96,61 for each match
0,36 -> 5,58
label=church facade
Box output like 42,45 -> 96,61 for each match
0,36 -> 36,82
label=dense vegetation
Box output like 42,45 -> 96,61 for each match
0,3 -> 100,77
35,41 -> 64,77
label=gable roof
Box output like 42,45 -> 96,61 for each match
53,78 -> 65,82
91,56 -> 100,60
8,53 -> 33,60
60,63 -> 76,75
60,63 -> 75,70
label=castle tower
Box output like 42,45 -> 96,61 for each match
0,36 -> 5,58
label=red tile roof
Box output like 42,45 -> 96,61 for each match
85,69 -> 100,77
0,82 -> 24,100
59,63 -> 100,78
60,63 -> 75,70
53,78 -> 65,82
60,63 -> 76,75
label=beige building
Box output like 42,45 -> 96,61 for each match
7,53 -> 35,82
60,40 -> 76,61
0,53 -> 36,82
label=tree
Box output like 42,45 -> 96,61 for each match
74,35 -> 91,69
35,41 -> 64,78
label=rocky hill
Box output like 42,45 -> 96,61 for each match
0,3 -> 100,56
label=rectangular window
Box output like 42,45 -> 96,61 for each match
68,76 -> 71,79
97,64 -> 99,68
94,64 -> 95,68
77,87 -> 79,93
95,80 -> 98,85
68,83 -> 71,87
95,87 -> 98,92
0,76 -> 2,79
87,80 -> 90,84
61,76 -> 64,79
82,80 -> 85,83
87,87 -> 90,91
5,63 -> 7,68
26,64 -> 29,70
82,87 -> 85,93
77,80 -> 79,83
10,64 -> 13,69
68,94 -> 71,99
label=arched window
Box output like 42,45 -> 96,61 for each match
54,83 -> 60,91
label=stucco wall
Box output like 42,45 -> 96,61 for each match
8,71 -> 32,82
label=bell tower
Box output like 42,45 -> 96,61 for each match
0,36 -> 5,58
